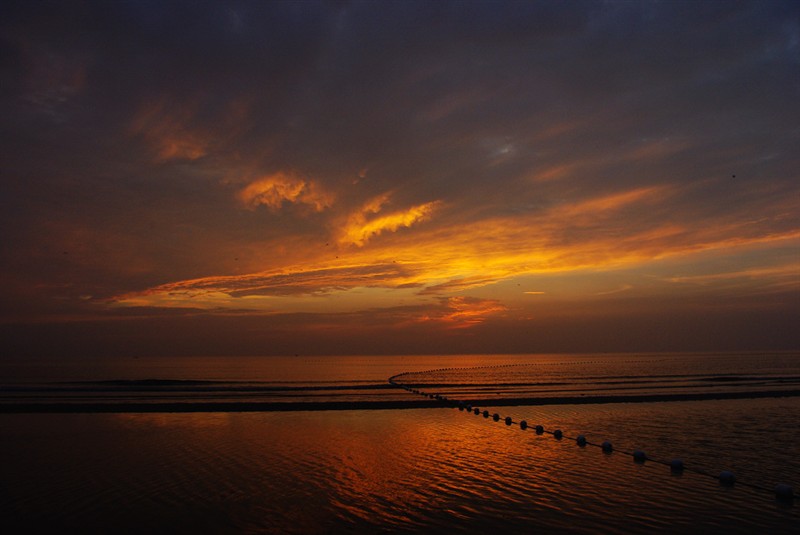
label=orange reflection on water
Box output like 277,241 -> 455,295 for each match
315,406 -> 582,522
9,398 -> 792,533
105,407 -> 576,525
111,412 -> 235,429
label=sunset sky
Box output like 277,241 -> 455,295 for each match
1,0 -> 798,357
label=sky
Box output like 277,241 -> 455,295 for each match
1,0 -> 798,357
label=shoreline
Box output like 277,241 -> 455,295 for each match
2,388 -> 799,413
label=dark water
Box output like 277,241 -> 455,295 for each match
1,352 -> 798,533
2,352 -> 798,409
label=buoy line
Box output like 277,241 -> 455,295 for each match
388,369 -> 795,504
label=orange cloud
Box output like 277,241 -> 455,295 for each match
419,275 -> 505,295
339,194 -> 440,246
109,182 -> 799,319
665,263 -> 800,287
238,172 -> 334,212
439,296 -> 507,326
531,163 -> 575,182
410,296 -> 507,328
551,186 -> 668,219
111,262 -> 424,307
130,99 -> 210,162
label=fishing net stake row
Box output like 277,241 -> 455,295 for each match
388,369 -> 795,505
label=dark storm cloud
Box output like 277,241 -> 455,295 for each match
3,1 -> 796,193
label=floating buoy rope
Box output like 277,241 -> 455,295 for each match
388,367 -> 795,504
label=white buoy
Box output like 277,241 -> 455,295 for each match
719,471 -> 736,486
670,459 -> 684,473
775,483 -> 794,501
602,440 -> 613,453
553,429 -> 563,440
576,435 -> 587,447
633,450 -> 646,463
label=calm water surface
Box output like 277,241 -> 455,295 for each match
2,352 -> 798,407
2,352 -> 798,533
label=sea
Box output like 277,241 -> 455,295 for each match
1,352 -> 799,533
